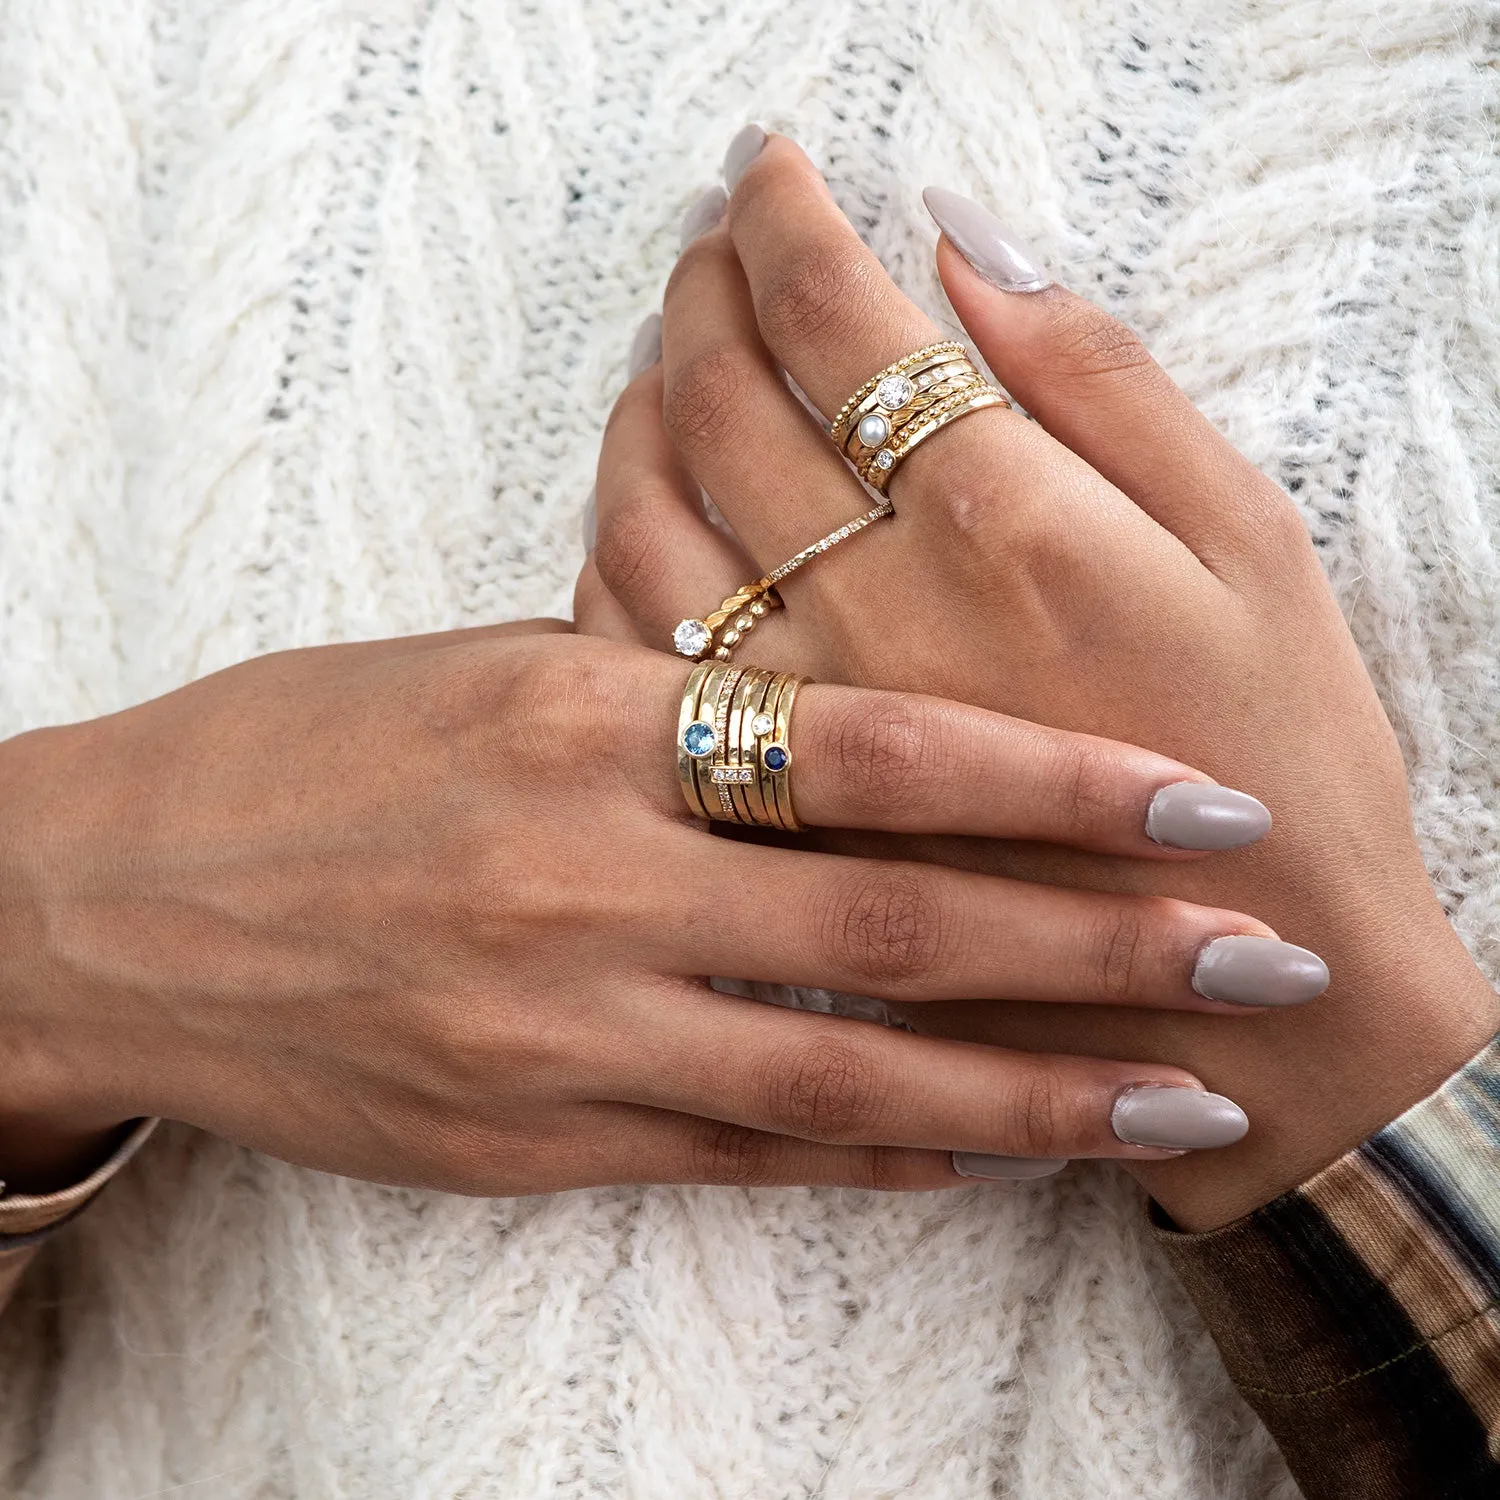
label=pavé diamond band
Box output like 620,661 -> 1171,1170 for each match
829,341 -> 1012,494
671,503 -> 894,664
677,661 -> 808,829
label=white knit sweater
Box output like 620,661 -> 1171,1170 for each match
2,2 -> 1497,1495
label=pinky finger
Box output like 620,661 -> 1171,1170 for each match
567,1101 -> 1022,1192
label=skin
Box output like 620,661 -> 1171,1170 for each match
0,620 -> 1277,1199
581,135 -> 1500,1231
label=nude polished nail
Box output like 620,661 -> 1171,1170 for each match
921,186 -> 1051,293
627,312 -> 662,379
1112,1087 -> 1248,1151
679,185 -> 728,250
1193,935 -> 1330,1008
952,1153 -> 1069,1181
1146,782 -> 1272,851
723,123 -> 766,189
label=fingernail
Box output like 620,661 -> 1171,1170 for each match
1192,935 -> 1330,1008
1146,782 -> 1272,851
679,185 -> 728,250
921,186 -> 1051,293
627,312 -> 663,380
581,486 -> 596,553
723,123 -> 767,190
1112,1087 -> 1248,1151
952,1153 -> 1069,1181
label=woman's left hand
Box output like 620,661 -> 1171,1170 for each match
579,133 -> 1500,1230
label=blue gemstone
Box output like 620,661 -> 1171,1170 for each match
683,720 -> 716,758
763,744 -> 789,772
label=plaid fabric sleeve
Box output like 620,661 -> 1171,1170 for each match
0,1118 -> 158,1312
1153,1031 -> 1500,1500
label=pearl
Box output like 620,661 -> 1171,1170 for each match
858,413 -> 891,448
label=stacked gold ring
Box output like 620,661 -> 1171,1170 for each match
829,341 -> 1012,493
678,662 -> 807,830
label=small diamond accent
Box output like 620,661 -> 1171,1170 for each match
710,766 -> 756,783
876,374 -> 915,410
763,743 -> 790,772
682,720 -> 716,758
750,712 -> 774,737
873,449 -> 895,470
673,619 -> 712,658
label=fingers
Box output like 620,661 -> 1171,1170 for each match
592,362 -> 752,644
666,839 -> 1315,1015
573,559 -> 645,644
567,1101 -> 970,1191
660,222 -> 876,560
625,989 -> 1249,1161
790,683 -> 1273,856
922,189 -> 1312,578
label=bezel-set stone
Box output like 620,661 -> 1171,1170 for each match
750,712 -> 774,737
673,618 -> 712,658
857,412 -> 891,449
873,449 -> 895,470
762,743 -> 791,773
875,374 -> 915,410
682,720 -> 717,758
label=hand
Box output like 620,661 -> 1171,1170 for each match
0,621 -> 1284,1196
581,133 -> 1500,1227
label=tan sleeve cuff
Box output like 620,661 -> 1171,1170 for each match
0,1118 -> 159,1242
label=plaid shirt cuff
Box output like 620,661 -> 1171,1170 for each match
1154,1031 -> 1500,1500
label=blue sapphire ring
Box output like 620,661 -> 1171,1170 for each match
677,661 -> 809,830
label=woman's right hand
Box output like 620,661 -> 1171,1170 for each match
0,625 -> 1290,1195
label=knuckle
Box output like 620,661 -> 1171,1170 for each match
1047,299 -> 1157,385
1088,902 -> 1151,1004
661,345 -> 758,454
692,1120 -> 779,1188
764,1030 -> 886,1143
823,867 -> 947,989
592,486 -> 672,605
1039,736 -> 1118,842
755,244 -> 882,353
832,696 -> 943,815
1002,1063 -> 1065,1159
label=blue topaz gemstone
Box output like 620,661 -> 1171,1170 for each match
682,720 -> 716,758
763,743 -> 790,772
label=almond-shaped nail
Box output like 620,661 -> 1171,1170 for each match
581,486 -> 596,553
1193,935 -> 1329,1008
724,123 -> 766,190
921,186 -> 1051,293
1146,782 -> 1272,851
1112,1087 -> 1248,1151
679,185 -> 728,250
953,1153 -> 1068,1181
627,312 -> 662,380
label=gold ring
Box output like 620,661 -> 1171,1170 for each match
830,343 -> 1011,493
672,503 -> 895,665
677,663 -> 810,828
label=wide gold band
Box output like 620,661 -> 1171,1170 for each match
677,662 -> 808,830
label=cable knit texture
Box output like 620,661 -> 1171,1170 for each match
1,2 -> 1497,1496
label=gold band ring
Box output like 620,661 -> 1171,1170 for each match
672,503 -> 895,664
677,662 -> 809,829
831,342 -> 1011,493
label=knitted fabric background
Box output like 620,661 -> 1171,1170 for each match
1,1 -> 1497,1496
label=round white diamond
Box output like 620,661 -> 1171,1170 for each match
673,619 -> 712,658
874,449 -> 895,470
751,712 -> 774,737
875,374 -> 915,410
857,412 -> 891,448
